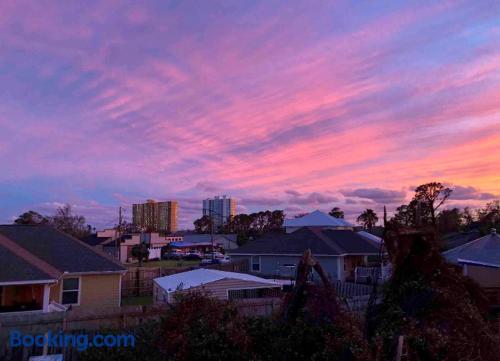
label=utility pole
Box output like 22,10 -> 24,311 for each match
116,206 -> 122,262
211,212 -> 215,261
202,208 -> 222,262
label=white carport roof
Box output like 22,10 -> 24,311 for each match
153,268 -> 280,293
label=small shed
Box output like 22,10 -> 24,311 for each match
153,269 -> 281,304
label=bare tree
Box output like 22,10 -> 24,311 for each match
49,204 -> 91,239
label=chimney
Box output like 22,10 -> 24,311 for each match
491,228 -> 497,235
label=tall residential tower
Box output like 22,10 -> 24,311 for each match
132,199 -> 178,233
203,195 -> 236,231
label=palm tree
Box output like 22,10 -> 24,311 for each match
357,209 -> 378,231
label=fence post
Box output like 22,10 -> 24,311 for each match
136,267 -> 141,297
395,335 -> 404,361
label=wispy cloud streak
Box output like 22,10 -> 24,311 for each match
0,1 -> 499,227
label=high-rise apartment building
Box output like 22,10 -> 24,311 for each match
132,199 -> 178,233
203,195 -> 236,230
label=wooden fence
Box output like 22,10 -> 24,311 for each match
0,305 -> 168,361
0,295 -> 274,361
236,298 -> 282,317
121,260 -> 249,297
332,280 -> 375,298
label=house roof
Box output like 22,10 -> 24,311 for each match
182,234 -> 237,244
442,230 -> 481,251
228,227 -> 379,256
153,268 -> 279,293
170,234 -> 238,248
0,244 -> 55,283
170,241 -> 212,248
357,231 -> 383,244
443,229 -> 500,268
0,225 -> 125,281
283,210 -> 353,228
81,233 -> 112,246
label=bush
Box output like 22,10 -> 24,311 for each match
80,322 -> 165,361
371,228 -> 500,361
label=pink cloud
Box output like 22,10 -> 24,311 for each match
0,1 -> 499,228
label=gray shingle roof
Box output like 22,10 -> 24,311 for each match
228,227 -> 379,256
443,230 -> 500,267
0,225 -> 125,275
81,233 -> 111,246
182,234 -> 237,244
0,244 -> 54,283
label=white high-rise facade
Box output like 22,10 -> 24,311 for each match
203,195 -> 236,231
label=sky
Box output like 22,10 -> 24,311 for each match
0,0 -> 499,229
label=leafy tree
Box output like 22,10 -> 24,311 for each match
294,212 -> 309,218
477,200 -> 500,233
393,203 -> 417,227
436,208 -> 462,234
131,243 -> 149,266
461,207 -> 476,229
193,215 -> 212,234
413,182 -> 452,225
206,210 -> 285,245
357,209 -> 378,231
269,210 -> 285,231
329,207 -> 344,218
14,211 -> 49,225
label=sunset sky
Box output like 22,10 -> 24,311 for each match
1,1 -> 499,229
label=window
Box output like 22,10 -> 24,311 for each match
251,256 -> 261,272
61,278 -> 80,305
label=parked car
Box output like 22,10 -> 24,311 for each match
200,258 -> 219,266
162,251 -> 183,260
200,256 -> 231,266
184,251 -> 203,260
204,251 -> 225,259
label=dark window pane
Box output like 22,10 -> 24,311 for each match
63,278 -> 79,291
62,291 -> 78,305
252,263 -> 260,271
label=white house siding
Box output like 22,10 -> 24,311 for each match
154,278 -> 279,303
193,278 -> 279,300
229,255 -> 341,281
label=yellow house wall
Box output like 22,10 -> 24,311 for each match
49,274 -> 122,308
